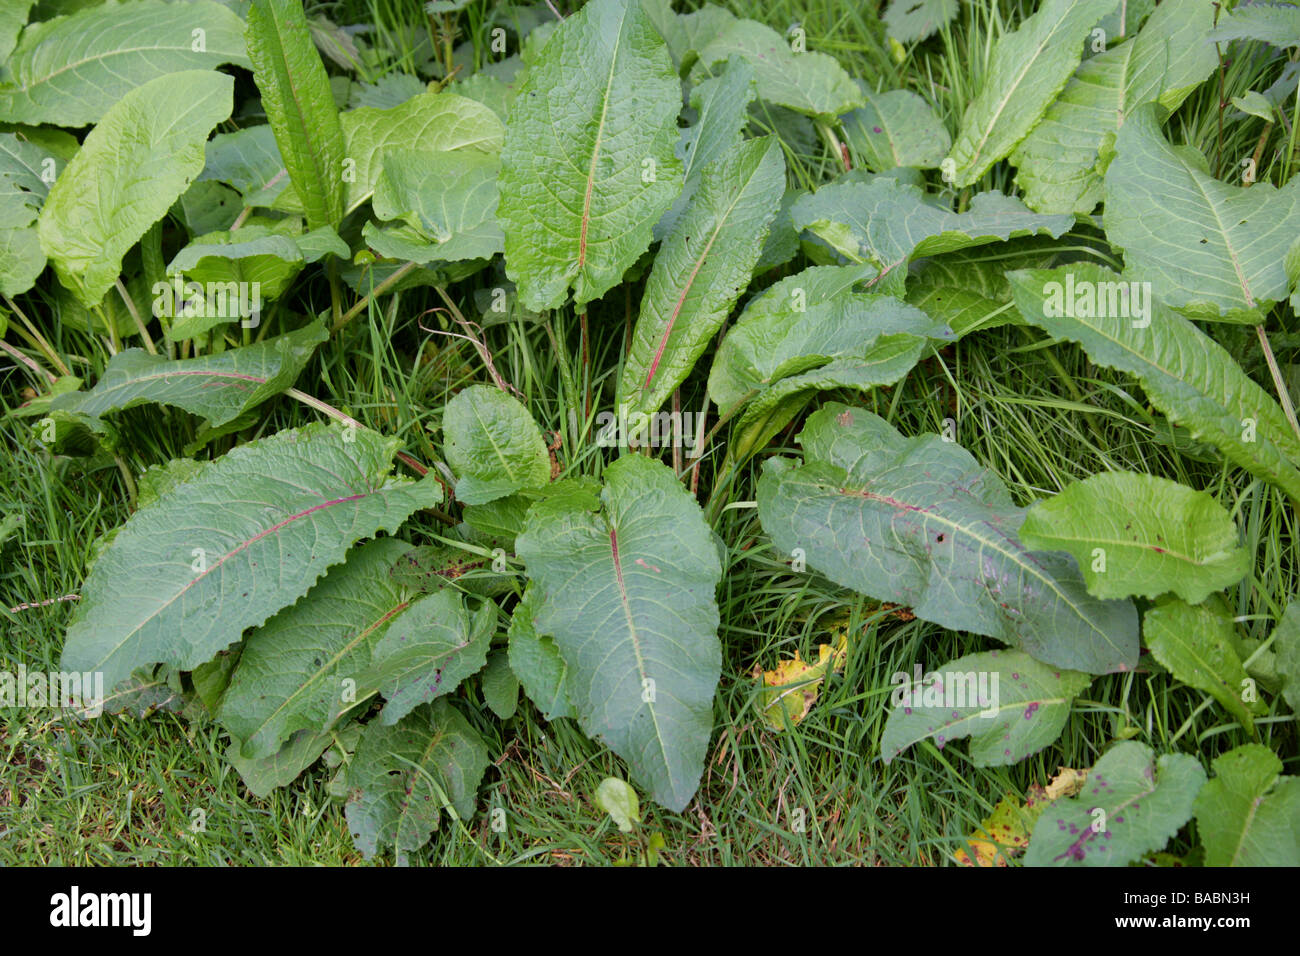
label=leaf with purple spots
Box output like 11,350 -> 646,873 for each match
1024,741 -> 1205,867
881,650 -> 1090,766
841,84 -> 950,172
757,404 -> 1140,673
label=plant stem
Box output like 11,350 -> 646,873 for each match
332,261 -> 417,333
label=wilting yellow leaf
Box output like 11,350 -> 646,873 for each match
955,767 -> 1088,866
758,630 -> 849,729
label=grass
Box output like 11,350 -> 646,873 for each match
2,0 -> 1298,866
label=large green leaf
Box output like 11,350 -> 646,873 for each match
342,700 -> 489,862
337,91 -> 503,215
516,455 -> 722,811
1104,103 -> 1300,322
883,0 -> 959,44
443,384 -> 550,505
691,18 -> 862,121
1208,1 -> 1300,48
842,85 -> 950,173
618,136 -> 785,422
49,321 -> 325,434
369,589 -> 494,724
708,264 -> 950,457
498,0 -> 683,312
656,55 -> 757,241
199,124 -> 291,207
38,70 -> 234,307
60,423 -> 443,693
1144,598 -> 1266,731
1019,471 -> 1249,604
1194,743 -> 1300,866
946,0 -> 1117,187
370,148 -> 503,262
1007,264 -> 1300,503
792,178 -> 1073,294
0,0 -> 33,64
218,537 -> 410,758
0,0 -> 250,126
246,0 -> 346,231
903,242 -> 1053,337
881,650 -> 1090,766
1011,0 -> 1217,214
1024,741 -> 1205,866
756,405 -> 1139,674
0,131 -> 62,295
1274,600 -> 1300,716
227,727 -> 334,798
507,584 -> 573,721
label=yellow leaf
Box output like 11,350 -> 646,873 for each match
758,630 -> 849,729
954,767 -> 1088,867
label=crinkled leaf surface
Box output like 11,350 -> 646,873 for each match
38,70 -> 234,307
60,423 -> 443,692
883,0 -> 960,44
343,700 -> 489,862
619,136 -> 785,421
338,91 -> 503,214
50,321 -> 325,433
946,0 -> 1116,187
443,384 -> 550,505
842,86 -> 950,172
1104,103 -> 1300,321
516,455 -> 722,811
0,131 -> 62,295
1020,471 -> 1248,604
881,650 -> 1090,766
218,537 -> 411,758
1193,743 -> 1300,866
1007,264 -> 1300,503
756,405 -> 1139,674
371,147 -> 503,262
1208,1 -> 1300,48
369,589 -> 494,724
692,17 -> 862,120
1011,0 -> 1218,214
656,55 -> 756,241
199,124 -> 291,207
507,585 -> 573,721
1024,741 -> 1205,866
0,0 -> 250,125
1144,598 -> 1266,730
246,0 -> 346,230
498,0 -> 682,311
792,178 -> 1073,294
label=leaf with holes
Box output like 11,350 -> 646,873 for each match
1019,471 -> 1249,604
756,404 -> 1139,674
517,454 -> 722,811
881,650 -> 1090,766
59,423 -> 443,694
497,0 -> 683,312
1024,741 -> 1206,866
